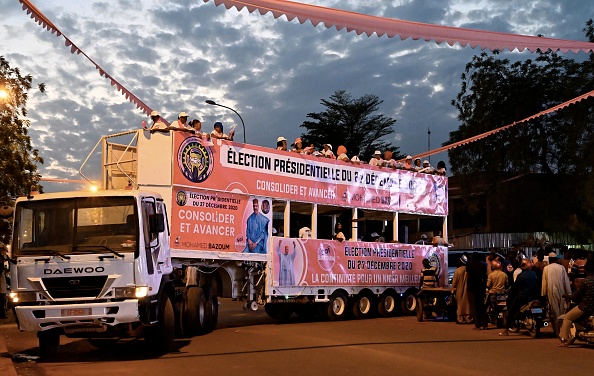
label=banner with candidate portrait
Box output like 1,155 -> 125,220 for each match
170,186 -> 272,255
172,133 -> 447,216
270,237 -> 446,289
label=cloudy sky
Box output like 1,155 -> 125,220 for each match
1,0 -> 593,192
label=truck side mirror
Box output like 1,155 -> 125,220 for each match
149,213 -> 165,233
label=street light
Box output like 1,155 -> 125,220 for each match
205,100 -> 246,143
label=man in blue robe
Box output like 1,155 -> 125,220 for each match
243,199 -> 269,254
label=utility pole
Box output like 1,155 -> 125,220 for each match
427,127 -> 431,164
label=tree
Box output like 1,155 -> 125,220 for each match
0,56 -> 45,244
444,20 -> 594,243
299,90 -> 402,162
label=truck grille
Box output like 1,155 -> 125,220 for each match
42,276 -> 108,299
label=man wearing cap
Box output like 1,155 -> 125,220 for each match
321,144 -> 335,158
170,112 -> 195,133
542,251 -> 571,328
419,160 -> 435,174
369,150 -> 383,167
276,137 -> 288,151
211,121 -> 234,140
415,234 -> 429,245
149,110 -> 168,133
403,155 -> 414,170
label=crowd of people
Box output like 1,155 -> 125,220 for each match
147,111 -> 235,141
277,136 -> 446,175
144,111 -> 443,175
447,245 -> 594,347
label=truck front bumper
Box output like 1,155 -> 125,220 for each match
14,300 -> 140,332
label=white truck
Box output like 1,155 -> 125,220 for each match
8,129 -> 449,355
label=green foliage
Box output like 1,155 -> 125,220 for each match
0,56 -> 45,244
299,90 -> 402,162
445,20 -> 594,243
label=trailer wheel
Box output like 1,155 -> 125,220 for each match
204,285 -> 219,333
352,293 -> 374,319
400,288 -> 419,316
38,329 -> 60,358
377,291 -> 398,318
145,294 -> 175,352
264,303 -> 294,319
326,291 -> 348,321
182,286 -> 207,336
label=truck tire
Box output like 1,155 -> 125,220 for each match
352,292 -> 374,319
377,290 -> 398,318
264,303 -> 294,319
145,294 -> 175,352
204,285 -> 219,333
400,288 -> 419,316
182,286 -> 207,336
38,329 -> 60,358
325,291 -> 348,321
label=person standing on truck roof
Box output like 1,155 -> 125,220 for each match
291,138 -> 305,153
277,240 -> 297,286
190,119 -> 210,140
149,110 -> 168,133
369,150 -> 383,167
321,144 -> 335,158
276,136 -> 288,151
243,198 -> 269,254
170,112 -> 193,131
211,121 -> 234,140
336,145 -> 349,162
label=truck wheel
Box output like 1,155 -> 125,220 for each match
38,329 -> 60,358
326,291 -> 348,321
145,294 -> 175,352
182,286 -> 206,336
400,288 -> 419,316
204,285 -> 219,333
352,293 -> 374,320
377,291 -> 398,318
264,303 -> 294,319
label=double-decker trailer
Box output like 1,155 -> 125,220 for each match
9,129 -> 448,355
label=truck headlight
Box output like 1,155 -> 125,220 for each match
9,291 -> 37,303
135,286 -> 149,298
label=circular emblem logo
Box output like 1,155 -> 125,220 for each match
176,190 -> 187,206
317,242 -> 336,271
178,137 -> 213,183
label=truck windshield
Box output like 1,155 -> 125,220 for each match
13,196 -> 137,256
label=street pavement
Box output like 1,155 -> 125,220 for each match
1,300 -> 593,376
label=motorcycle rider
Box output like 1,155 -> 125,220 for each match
559,258 -> 594,346
499,258 -> 538,335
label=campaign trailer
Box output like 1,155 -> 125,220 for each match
9,129 -> 448,355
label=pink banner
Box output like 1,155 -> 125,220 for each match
170,187 -> 272,253
173,133 -> 447,215
271,237 -> 446,288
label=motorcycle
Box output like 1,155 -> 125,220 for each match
486,292 -> 507,328
556,296 -> 594,345
510,299 -> 547,338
